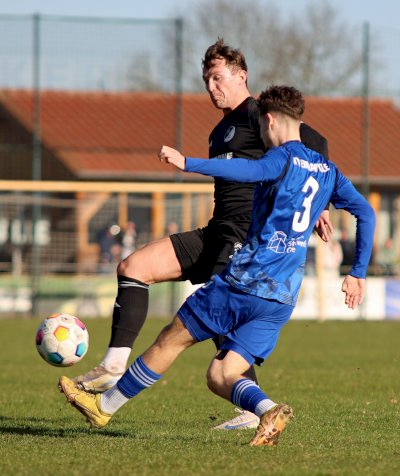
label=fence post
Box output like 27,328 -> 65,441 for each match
174,17 -> 183,151
361,21 -> 370,198
359,21 -> 371,321
173,17 -> 184,184
31,12 -> 42,316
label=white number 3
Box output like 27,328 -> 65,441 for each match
292,176 -> 319,232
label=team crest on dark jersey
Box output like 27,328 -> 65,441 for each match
224,126 -> 236,142
229,241 -> 242,259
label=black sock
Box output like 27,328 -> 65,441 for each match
109,275 -> 149,348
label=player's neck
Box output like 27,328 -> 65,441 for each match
222,91 -> 251,115
275,121 -> 301,146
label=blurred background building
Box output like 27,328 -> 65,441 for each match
0,4 -> 399,318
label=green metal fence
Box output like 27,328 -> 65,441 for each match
0,14 -> 400,317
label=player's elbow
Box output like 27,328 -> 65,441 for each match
370,206 -> 377,228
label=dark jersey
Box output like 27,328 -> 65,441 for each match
171,96 -> 329,285
208,96 -> 328,232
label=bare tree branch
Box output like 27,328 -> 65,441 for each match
176,0 -> 367,95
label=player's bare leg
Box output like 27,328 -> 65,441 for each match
212,334 -> 258,383
140,316 -> 197,373
60,316 -> 196,427
207,350 -> 260,430
207,350 -> 292,441
71,237 -> 183,393
207,347 -> 260,430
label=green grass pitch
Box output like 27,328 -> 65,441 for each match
1,317 -> 400,476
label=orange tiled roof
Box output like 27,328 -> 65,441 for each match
0,90 -> 219,181
303,97 -> 400,183
0,90 -> 399,183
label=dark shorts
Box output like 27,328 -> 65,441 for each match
170,219 -> 248,285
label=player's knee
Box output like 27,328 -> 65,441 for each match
117,251 -> 145,281
116,259 -> 127,276
206,367 -> 225,395
117,254 -> 133,275
206,373 -> 220,395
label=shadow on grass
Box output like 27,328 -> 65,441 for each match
0,414 -> 131,438
0,414 -> 246,444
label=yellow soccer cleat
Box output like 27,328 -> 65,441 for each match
249,403 -> 294,447
59,375 -> 112,429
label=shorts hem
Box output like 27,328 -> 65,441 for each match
219,340 -> 257,366
177,302 -> 217,342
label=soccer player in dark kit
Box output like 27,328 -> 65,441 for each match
70,39 -> 332,429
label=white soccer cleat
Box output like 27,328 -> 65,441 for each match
213,408 -> 260,430
70,365 -> 124,393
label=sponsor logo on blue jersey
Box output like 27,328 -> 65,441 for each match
267,232 -> 307,255
267,231 -> 287,253
293,156 -> 330,173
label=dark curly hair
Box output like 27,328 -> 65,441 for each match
257,85 -> 305,120
202,37 -> 247,72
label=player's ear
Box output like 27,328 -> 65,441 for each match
238,69 -> 247,84
266,112 -> 275,129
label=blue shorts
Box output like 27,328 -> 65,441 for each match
177,274 -> 293,365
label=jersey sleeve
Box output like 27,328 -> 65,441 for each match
184,151 -> 286,183
330,171 -> 376,278
300,123 -> 329,159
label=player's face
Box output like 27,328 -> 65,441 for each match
202,59 -> 247,112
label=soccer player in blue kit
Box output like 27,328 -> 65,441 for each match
71,38 -> 332,431
59,85 -> 375,447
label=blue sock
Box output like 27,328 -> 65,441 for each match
116,355 -> 162,398
231,378 -> 275,416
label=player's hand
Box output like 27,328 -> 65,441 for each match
341,275 -> 365,309
315,209 -> 333,242
158,145 -> 185,170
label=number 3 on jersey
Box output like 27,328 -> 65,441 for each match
292,176 -> 319,232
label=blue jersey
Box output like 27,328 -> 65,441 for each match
185,140 -> 375,306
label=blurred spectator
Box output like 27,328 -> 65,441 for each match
323,236 -> 343,277
165,221 -> 179,236
377,238 -> 396,275
121,221 -> 137,259
339,229 -> 355,275
305,233 -> 317,276
97,224 -> 121,273
306,233 -> 343,277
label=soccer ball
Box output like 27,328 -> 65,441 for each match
35,313 -> 89,367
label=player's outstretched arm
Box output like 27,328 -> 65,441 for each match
341,275 -> 365,309
158,145 -> 186,170
160,146 -> 286,183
